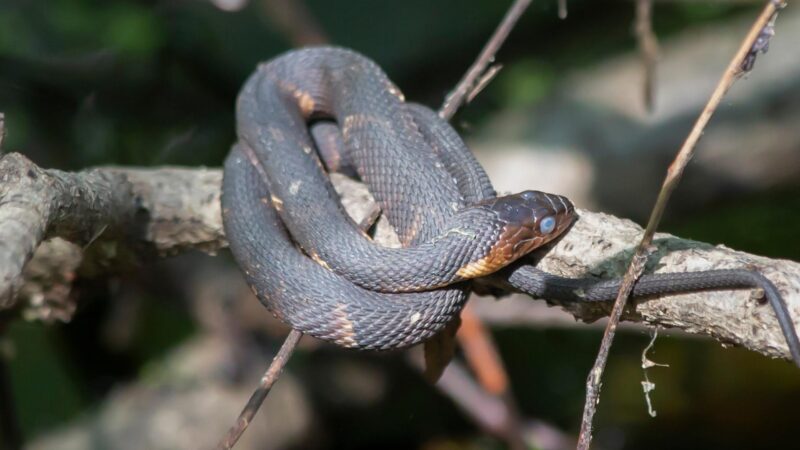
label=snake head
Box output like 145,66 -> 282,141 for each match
455,190 -> 575,279
489,190 -> 576,260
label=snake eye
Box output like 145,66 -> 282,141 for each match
539,216 -> 556,234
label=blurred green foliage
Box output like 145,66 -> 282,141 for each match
666,188 -> 800,261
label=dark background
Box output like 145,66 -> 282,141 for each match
2,1 -> 799,449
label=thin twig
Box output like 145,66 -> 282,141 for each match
457,304 -> 526,450
457,304 -> 509,396
576,2 -> 787,448
357,203 -> 382,231
259,0 -> 329,46
0,112 -> 5,150
214,329 -> 302,450
635,0 -> 659,113
408,353 -> 509,438
558,0 -> 568,19
436,0 -> 534,386
434,3 -> 537,444
407,351 -> 573,450
466,64 -> 503,104
640,0 -> 784,243
439,0 -> 533,120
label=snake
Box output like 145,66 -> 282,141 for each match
222,46 -> 800,365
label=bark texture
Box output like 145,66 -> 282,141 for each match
0,152 -> 797,361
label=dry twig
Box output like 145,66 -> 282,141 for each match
430,2 -> 537,442
407,351 -> 573,450
259,0 -> 328,46
456,304 -> 526,450
635,0 -> 659,112
214,330 -> 302,450
457,304 -> 510,397
576,2 -> 789,448
439,0 -> 533,119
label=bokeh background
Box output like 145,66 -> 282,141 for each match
2,0 -> 800,449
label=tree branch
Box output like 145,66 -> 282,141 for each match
2,153 -> 797,362
0,153 -> 223,308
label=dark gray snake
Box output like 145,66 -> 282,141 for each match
222,46 -> 800,366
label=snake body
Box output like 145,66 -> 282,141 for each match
224,47 -> 572,349
223,47 -> 800,364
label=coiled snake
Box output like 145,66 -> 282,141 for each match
222,47 -> 800,365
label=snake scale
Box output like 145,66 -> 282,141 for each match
222,46 -> 800,365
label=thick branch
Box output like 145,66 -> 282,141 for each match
0,153 -> 134,307
0,153 -> 224,308
1,153 -> 798,361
